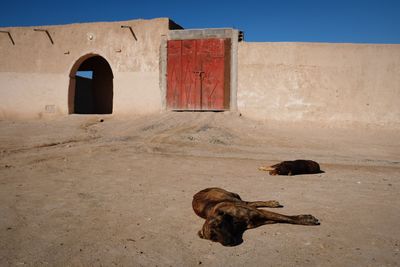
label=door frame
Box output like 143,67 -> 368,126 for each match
160,28 -> 240,112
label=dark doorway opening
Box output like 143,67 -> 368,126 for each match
68,55 -> 113,114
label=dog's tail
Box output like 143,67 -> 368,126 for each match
258,166 -> 275,172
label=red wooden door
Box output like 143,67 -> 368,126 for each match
167,38 -> 230,111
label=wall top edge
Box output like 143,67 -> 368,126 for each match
168,28 -> 239,40
239,41 -> 400,47
0,17 -> 171,30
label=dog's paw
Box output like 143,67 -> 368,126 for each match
296,214 -> 320,225
269,200 -> 283,208
198,230 -> 205,239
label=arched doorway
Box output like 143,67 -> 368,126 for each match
68,54 -> 113,114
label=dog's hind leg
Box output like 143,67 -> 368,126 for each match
245,201 -> 283,208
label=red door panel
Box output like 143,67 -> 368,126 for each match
166,40 -> 181,109
198,39 -> 226,110
181,40 -> 200,110
167,38 -> 230,110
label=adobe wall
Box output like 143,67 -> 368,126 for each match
1,19 -> 399,128
238,42 -> 400,128
0,18 -> 171,119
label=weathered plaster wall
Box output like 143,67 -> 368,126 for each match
0,18 -> 170,119
238,42 -> 400,127
2,19 -> 400,127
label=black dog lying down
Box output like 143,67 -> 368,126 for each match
259,159 -> 323,176
192,187 -> 320,246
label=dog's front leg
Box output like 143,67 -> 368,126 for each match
245,200 -> 283,208
248,209 -> 320,228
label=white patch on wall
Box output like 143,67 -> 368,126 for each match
45,105 -> 56,113
87,33 -> 95,41
284,97 -> 312,109
237,90 -> 261,108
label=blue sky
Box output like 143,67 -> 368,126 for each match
1,0 -> 399,43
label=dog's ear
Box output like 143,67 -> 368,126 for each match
217,210 -> 233,224
219,212 -> 233,225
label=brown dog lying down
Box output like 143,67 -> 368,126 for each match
259,159 -> 323,175
192,187 -> 320,246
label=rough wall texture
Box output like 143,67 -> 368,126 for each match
238,42 -> 400,127
0,18 -> 170,119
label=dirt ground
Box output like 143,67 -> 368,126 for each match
0,112 -> 399,266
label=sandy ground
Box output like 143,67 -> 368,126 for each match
0,112 -> 399,266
